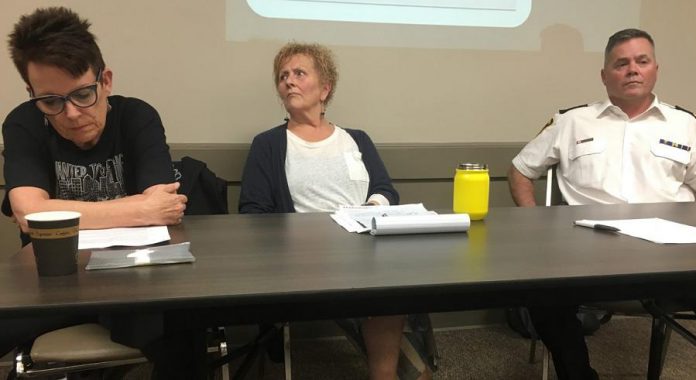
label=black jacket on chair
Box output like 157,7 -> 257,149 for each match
173,156 -> 229,215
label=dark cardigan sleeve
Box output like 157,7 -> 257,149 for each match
347,129 -> 400,205
238,126 -> 295,213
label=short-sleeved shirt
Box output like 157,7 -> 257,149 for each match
512,96 -> 696,205
2,95 -> 174,205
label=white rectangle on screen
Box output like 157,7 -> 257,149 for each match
246,0 -> 531,27
227,0 -> 641,52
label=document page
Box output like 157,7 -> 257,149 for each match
79,226 -> 171,249
574,218 -> 696,244
331,203 -> 434,233
331,203 -> 471,235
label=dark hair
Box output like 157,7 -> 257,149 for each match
8,7 -> 105,85
273,42 -> 338,105
604,28 -> 655,64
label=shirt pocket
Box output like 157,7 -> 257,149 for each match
568,138 -> 607,160
650,142 -> 690,165
343,151 -> 370,182
650,141 -> 690,182
566,138 -> 608,188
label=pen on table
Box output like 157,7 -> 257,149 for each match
573,220 -> 620,232
592,224 -> 620,232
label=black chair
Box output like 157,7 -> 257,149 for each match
174,157 -> 287,379
210,323 -> 289,380
642,299 -> 696,379
539,165 -> 696,379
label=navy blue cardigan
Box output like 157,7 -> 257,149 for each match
238,124 -> 399,213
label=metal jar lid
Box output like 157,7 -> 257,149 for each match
458,163 -> 488,170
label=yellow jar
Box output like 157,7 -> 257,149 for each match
453,163 -> 489,220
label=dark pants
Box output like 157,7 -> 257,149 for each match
528,305 -> 598,380
141,328 -> 208,380
134,312 -> 208,380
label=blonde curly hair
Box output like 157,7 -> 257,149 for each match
273,42 -> 338,105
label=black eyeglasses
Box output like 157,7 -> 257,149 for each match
30,69 -> 103,116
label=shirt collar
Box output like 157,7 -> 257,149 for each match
595,94 -> 665,120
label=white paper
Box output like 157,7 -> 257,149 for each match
79,226 -> 171,249
371,214 -> 471,236
331,203 -> 434,233
574,218 -> 696,244
86,242 -> 194,270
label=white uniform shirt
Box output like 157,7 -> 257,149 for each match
512,96 -> 696,205
285,126 -> 389,213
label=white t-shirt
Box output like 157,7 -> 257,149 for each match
285,126 -> 388,213
513,97 -> 696,205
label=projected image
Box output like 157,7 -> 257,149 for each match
246,0 -> 532,27
227,0 -> 641,52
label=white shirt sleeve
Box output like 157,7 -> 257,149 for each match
512,118 -> 562,180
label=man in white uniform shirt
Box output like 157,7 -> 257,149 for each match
508,28 -> 696,380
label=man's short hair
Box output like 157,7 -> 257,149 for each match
604,28 -> 655,64
8,7 -> 105,85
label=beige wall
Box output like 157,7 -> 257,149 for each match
1,0 -> 695,145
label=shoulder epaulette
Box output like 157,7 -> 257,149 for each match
537,117 -> 555,135
559,104 -> 588,114
536,104 -> 589,135
675,105 -> 696,119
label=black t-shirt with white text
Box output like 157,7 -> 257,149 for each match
2,95 -> 174,203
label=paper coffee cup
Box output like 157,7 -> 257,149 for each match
25,211 -> 81,276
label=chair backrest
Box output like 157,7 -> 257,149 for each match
544,165 -> 564,206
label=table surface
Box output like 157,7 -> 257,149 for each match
2,203 -> 696,323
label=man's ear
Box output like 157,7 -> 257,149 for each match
600,68 -> 607,86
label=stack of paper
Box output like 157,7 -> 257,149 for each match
86,242 -> 195,270
79,226 -> 171,249
331,203 -> 470,235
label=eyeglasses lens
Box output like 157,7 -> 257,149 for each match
35,86 -> 98,116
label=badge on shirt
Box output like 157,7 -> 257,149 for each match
659,138 -> 691,152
